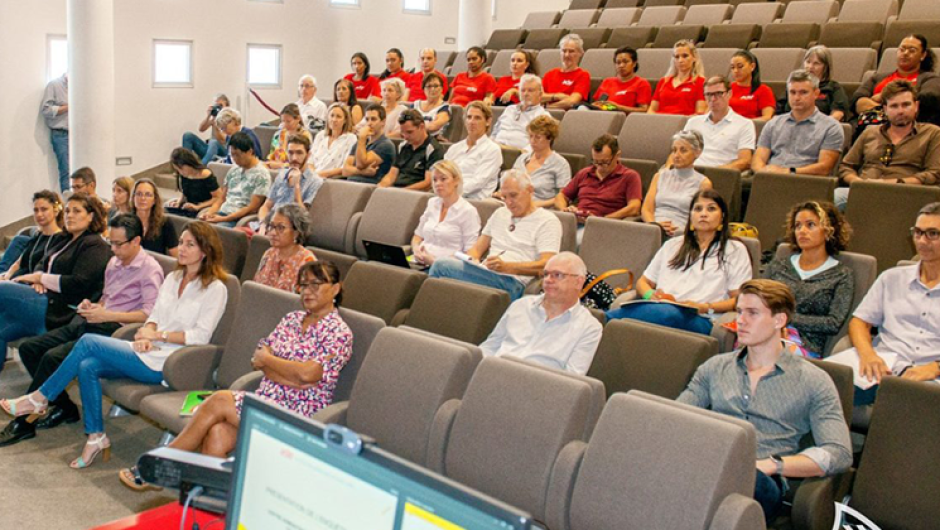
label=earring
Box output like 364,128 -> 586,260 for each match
690,225 -> 695,232
717,224 -> 724,231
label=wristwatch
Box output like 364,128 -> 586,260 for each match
789,167 -> 796,174
770,454 -> 785,476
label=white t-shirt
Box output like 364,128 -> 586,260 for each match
683,109 -> 756,167
444,135 -> 503,200
644,237 -> 752,304
297,98 -> 328,132
482,207 -> 562,284
415,197 -> 481,260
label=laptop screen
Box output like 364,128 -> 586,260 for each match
226,394 -> 532,530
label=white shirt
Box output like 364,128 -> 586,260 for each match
415,197 -> 481,260
139,272 -> 228,372
296,98 -> 328,131
491,104 -> 550,150
482,207 -> 562,284
480,294 -> 603,375
445,135 -> 503,200
310,131 -> 357,173
644,237 -> 752,305
683,109 -> 756,167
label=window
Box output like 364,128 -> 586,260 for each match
403,0 -> 430,15
492,0 -> 498,20
153,40 -> 193,87
247,44 -> 282,88
47,35 -> 68,82
330,0 -> 360,7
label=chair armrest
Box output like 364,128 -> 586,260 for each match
228,370 -> 263,393
163,345 -> 225,391
710,312 -> 738,353
790,473 -> 853,530
312,401 -> 350,425
236,215 -> 258,228
390,308 -> 410,327
112,323 -> 144,341
344,212 -> 364,255
425,398 -> 461,474
708,493 -> 767,530
831,335 -> 852,354
544,440 -> 588,530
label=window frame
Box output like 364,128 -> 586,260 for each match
403,0 -> 431,16
246,43 -> 283,89
46,34 -> 68,83
152,39 -> 195,88
329,0 -> 361,9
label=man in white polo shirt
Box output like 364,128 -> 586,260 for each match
683,76 -> 756,171
480,252 -> 602,375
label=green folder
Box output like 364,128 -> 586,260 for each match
179,391 -> 214,417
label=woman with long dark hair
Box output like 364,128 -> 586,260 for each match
344,52 -> 381,101
131,178 -> 178,257
728,50 -> 775,120
165,147 -> 221,218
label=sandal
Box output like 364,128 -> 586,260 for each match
119,466 -> 163,492
0,393 -> 48,419
71,434 -> 111,469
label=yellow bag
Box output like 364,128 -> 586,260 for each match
729,222 -> 758,239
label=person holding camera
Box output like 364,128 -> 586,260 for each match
181,93 -> 231,166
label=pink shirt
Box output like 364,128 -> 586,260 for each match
101,250 -> 165,315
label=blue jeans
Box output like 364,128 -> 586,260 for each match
50,129 -> 70,192
754,470 -> 785,523
182,132 -> 224,165
833,187 -> 850,212
429,257 -> 527,301
0,234 -> 31,274
0,281 -> 48,374
605,301 -> 713,335
39,334 -> 163,434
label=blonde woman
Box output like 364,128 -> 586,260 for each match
649,40 -> 707,115
311,103 -> 358,179
412,160 -> 481,266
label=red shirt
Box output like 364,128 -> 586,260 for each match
728,82 -> 776,119
382,70 -> 412,86
450,72 -> 497,106
494,76 -> 523,104
543,68 -> 591,101
652,76 -> 705,116
344,74 -> 381,100
407,70 -> 448,102
874,70 -> 921,95
562,164 -> 642,218
593,76 -> 652,108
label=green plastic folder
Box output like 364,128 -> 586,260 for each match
179,391 -> 213,417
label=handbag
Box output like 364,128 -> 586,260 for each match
579,268 -> 635,310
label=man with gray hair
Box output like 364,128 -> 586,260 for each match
683,76 -> 756,171
407,48 -> 448,103
752,69 -> 843,176
542,34 -> 591,110
296,74 -> 327,133
491,74 -> 550,149
214,107 -> 264,165
479,251 -> 602,375
429,169 -> 562,300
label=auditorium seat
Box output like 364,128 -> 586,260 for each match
211,224 -> 250,278
896,0 -> 940,21
778,0 -> 839,25
618,113 -> 689,167
636,5 -> 688,26
313,327 -> 480,465
589,318 -> 718,398
342,261 -> 426,325
444,104 -> 466,143
836,0 -> 897,24
580,48 -> 616,78
882,21 -> 940,53
847,377 -> 940,529
697,166 -> 743,222
740,236 -> 761,278
545,391 -> 763,530
569,27 -> 612,49
427,356 -> 606,525
773,244 -> 877,355
499,145 -> 523,170
844,181 -> 940,273
701,24 -> 762,49
817,21 -> 884,50
875,45 -> 940,75
604,26 -> 658,50
253,126 -> 278,159
636,48 -> 676,85
522,11 -> 562,30
488,49 -> 518,78
645,0 -> 685,6
699,48 -> 737,77
523,29 -> 569,51
146,250 -> 177,277
605,0 -> 643,8
744,172 -> 836,250
103,275 -> 242,414
392,278 -> 511,345
554,210 -> 580,252
466,198 -> 502,228
353,187 -> 429,259
750,48 -> 805,83
569,0 -> 606,10
557,8 -> 602,29
239,233 -> 270,282
727,2 -> 785,25
308,247 -> 358,280
305,179 -> 373,256
622,158 -> 661,195
682,3 -> 734,25
757,23 -> 819,49
579,216 -> 662,296
828,48 -> 877,84
597,7 -> 643,28
555,111 -> 626,159
485,28 -> 527,51
536,48 -> 564,73
652,25 -> 708,48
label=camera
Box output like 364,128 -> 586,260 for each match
324,424 -> 365,455
210,104 -> 223,117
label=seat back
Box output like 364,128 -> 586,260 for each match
353,187 -> 430,258
215,281 -> 297,389
845,181 -> 940,273
253,126 -> 278,159
683,4 -> 734,25
876,45 -> 940,75
651,25 -> 708,48
636,6 -> 688,26
897,0 -> 940,21
818,21 -> 885,49
730,2 -> 785,24
882,21 -> 940,52
573,27 -> 612,50
331,307 -> 387,403
305,247 -> 358,280
306,179 -> 374,254
434,357 -> 604,522
444,104 -> 466,144
596,7 -> 642,27
524,29 -> 569,51
553,210 -> 579,253
781,0 -> 839,24
580,48 -> 616,79
341,261 -> 426,325
488,50 -> 516,78
588,319 -> 718,399
758,22 -> 819,49
569,0 -> 605,9
851,377 -> 940,529
485,29 -> 527,51
536,48 -> 565,73
556,111 -> 626,159
828,48 -> 877,83
605,0 -> 642,7
467,198 -> 502,228
605,27 -> 658,50
522,11 -> 562,30
701,24 -> 762,49
622,158 -> 660,196
557,9 -> 601,29
744,173 -> 836,249
212,224 -> 249,279
644,0 -> 684,6
619,113 -> 689,166
579,217 -> 662,291
402,278 -> 511,344
698,48 -> 737,76
807,358 -> 854,424
837,0 -> 898,23
146,250 -> 178,278
750,48 -> 805,82
240,234 -> 271,283
697,166 -> 743,222
739,236 -> 761,278
562,392 -> 760,530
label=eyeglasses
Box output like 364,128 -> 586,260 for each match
880,144 -> 896,166
424,84 -> 443,90
592,158 -> 614,167
911,227 -> 940,241
299,83 -> 315,88
297,280 -> 327,292
134,192 -> 155,199
704,91 -> 727,99
107,239 -> 131,248
543,270 -> 579,281
268,223 -> 290,234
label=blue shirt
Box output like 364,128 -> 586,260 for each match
224,127 -> 264,163
265,168 -> 323,223
758,109 -> 843,170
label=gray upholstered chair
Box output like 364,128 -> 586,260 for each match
240,234 -> 271,283
392,278 -> 510,345
554,111 -> 626,160
353,187 -> 430,258
744,173 -> 836,250
618,113 -> 690,167
579,216 -> 662,298
341,261 -> 426,325
305,179 -> 374,256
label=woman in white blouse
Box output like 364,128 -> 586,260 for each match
1,221 -> 229,469
606,189 -> 751,335
310,103 -> 358,179
412,160 -> 481,266
507,115 -> 571,208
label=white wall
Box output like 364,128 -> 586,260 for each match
0,0 -> 463,226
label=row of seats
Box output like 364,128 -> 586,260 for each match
564,0 -> 924,11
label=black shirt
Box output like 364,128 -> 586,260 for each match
392,135 -> 444,188
40,230 -> 112,329
180,174 -> 220,205
13,232 -> 66,279
776,80 -> 849,120
142,220 -> 179,255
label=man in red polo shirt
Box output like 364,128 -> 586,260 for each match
542,34 -> 591,110
407,48 -> 448,103
555,134 -> 642,243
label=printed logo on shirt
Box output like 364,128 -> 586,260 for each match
562,80 -> 575,86
616,90 -> 628,96
741,95 -> 754,100
681,88 -> 692,93
467,87 -> 478,93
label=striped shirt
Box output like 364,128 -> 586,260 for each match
678,348 -> 852,475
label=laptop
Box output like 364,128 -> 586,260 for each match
363,239 -> 415,269
225,394 -> 533,530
